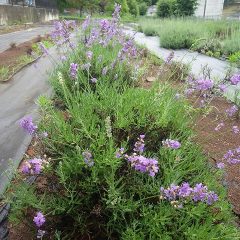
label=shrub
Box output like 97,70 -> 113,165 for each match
127,0 -> 139,16
229,51 -> 240,68
175,0 -> 198,16
139,2 -> 148,15
7,7 -> 240,240
157,0 -> 176,18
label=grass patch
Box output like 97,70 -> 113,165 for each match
138,17 -> 240,56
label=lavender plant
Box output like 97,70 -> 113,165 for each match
6,4 -> 240,240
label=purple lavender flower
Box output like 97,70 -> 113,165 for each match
102,66 -> 108,76
112,3 -> 121,20
60,55 -> 67,61
91,78 -> 97,83
33,212 -> 45,228
133,135 -> 145,153
162,139 -> 181,149
217,162 -> 225,169
82,151 -> 94,167
160,182 -> 218,206
195,78 -> 214,91
81,63 -> 91,71
19,116 -> 38,135
82,16 -> 90,31
230,73 -> 240,85
218,84 -> 227,92
127,155 -> 159,177
226,105 -> 238,117
178,182 -> 192,197
70,63 -> 78,79
184,88 -> 195,96
205,191 -> 218,205
22,158 -> 44,175
41,132 -> 48,138
214,122 -> 224,131
223,147 -> 240,164
233,126 -> 239,134
86,51 -> 93,60
192,183 -> 208,202
116,147 -> 124,158
100,19 -> 111,31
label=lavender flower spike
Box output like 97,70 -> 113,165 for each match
19,116 -> 38,135
33,212 -> 46,228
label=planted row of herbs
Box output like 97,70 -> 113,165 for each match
6,4 -> 240,239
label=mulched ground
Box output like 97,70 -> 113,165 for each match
193,96 -> 240,215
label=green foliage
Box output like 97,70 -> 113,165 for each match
175,0 -> 198,16
157,0 -> 175,17
229,51 -> 240,67
139,17 -> 240,56
127,0 -> 139,16
139,2 -> 148,15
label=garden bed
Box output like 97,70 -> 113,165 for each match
3,7 -> 240,239
138,17 -> 240,67
0,36 -> 53,82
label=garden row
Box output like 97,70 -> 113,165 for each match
6,5 -> 240,239
139,17 -> 240,67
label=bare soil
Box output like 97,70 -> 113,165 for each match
0,35 -> 48,82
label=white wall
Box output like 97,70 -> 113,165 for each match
195,0 -> 224,18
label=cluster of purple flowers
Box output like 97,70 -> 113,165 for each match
162,139 -> 181,149
133,135 -> 145,153
195,78 -> 214,91
127,154 -> 159,177
226,105 -> 238,117
82,151 -> 94,167
223,147 -> 240,164
22,158 -> 47,175
70,63 -> 78,79
51,20 -> 76,46
116,135 -> 159,177
230,73 -> 240,85
19,116 -> 38,135
86,51 -> 93,60
33,212 -> 46,228
160,182 -> 218,206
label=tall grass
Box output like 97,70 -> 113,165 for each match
139,17 -> 240,54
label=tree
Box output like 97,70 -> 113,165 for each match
175,0 -> 198,16
157,0 -> 175,17
139,2 -> 148,15
127,0 -> 139,16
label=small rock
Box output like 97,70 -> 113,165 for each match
146,77 -> 156,82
